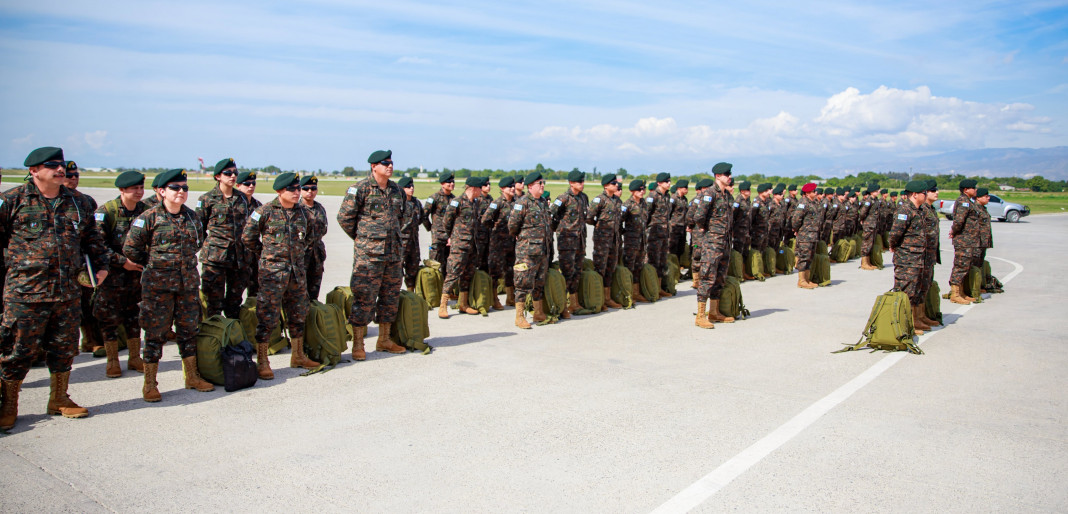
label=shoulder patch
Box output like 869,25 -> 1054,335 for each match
196,201 -> 202,208
621,206 -> 628,212
753,202 -> 759,207
95,212 -> 105,221
646,197 -> 654,203
898,213 -> 908,221
251,211 -> 261,221
732,202 -> 739,208
593,197 -> 601,204
962,202 -> 970,207
703,195 -> 712,202
845,206 -> 850,210
133,218 -> 145,228
865,201 -> 870,206
489,202 -> 497,209
670,198 -> 675,204
0,199 -> 4,208
449,200 -> 459,207
513,203 -> 523,211
347,186 -> 358,195
425,197 -> 434,204
553,199 -> 562,206
798,204 -> 805,210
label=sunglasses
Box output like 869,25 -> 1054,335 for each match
378,160 -> 393,166
165,184 -> 190,192
241,181 -> 256,186
301,186 -> 317,191
41,161 -> 65,170
65,172 -> 80,179
284,184 -> 300,192
219,170 -> 237,177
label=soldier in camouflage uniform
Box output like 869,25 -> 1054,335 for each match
690,163 -> 736,327
750,184 -> 772,274
236,171 -> 262,297
61,160 -> 105,355
124,169 -> 215,402
481,177 -> 517,307
888,181 -> 933,335
858,184 -> 882,270
642,173 -> 673,297
92,171 -> 149,378
976,188 -> 994,267
620,179 -> 649,303
508,172 -> 551,329
782,184 -> 798,248
244,173 -> 326,377
920,180 -> 943,328
586,174 -> 624,310
337,150 -> 409,360
831,188 -> 851,249
439,176 -> 485,318
475,181 -> 494,274
422,172 -> 456,281
768,184 -> 787,253
686,178 -> 713,290
949,179 -> 982,304
820,188 -> 835,244
790,183 -> 823,289
398,177 -> 425,290
669,179 -> 690,259
299,176 -> 328,301
0,147 -> 111,429
196,158 -> 250,319
142,173 -> 163,210
550,170 -> 589,318
731,181 -> 753,279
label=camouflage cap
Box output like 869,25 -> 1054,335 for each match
157,168 -> 188,187
398,176 -> 414,188
711,162 -> 732,176
367,149 -> 392,164
273,172 -> 299,190
214,157 -> 236,175
115,171 -> 145,188
24,146 -> 64,167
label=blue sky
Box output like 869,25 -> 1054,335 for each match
1,0 -> 1066,176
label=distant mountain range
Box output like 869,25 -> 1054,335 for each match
788,146 -> 1068,180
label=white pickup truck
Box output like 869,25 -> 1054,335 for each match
937,195 -> 1030,223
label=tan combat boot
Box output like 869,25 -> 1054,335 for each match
631,283 -> 649,303
126,338 -> 145,373
860,256 -> 877,270
256,342 -> 274,380
797,270 -> 818,289
603,287 -> 622,309
142,363 -> 161,402
1,379 -> 23,430
438,293 -> 450,319
351,326 -> 367,361
532,299 -> 548,323
457,292 -> 479,315
505,286 -> 516,306
949,284 -> 972,305
515,301 -> 531,329
912,305 -> 931,331
695,301 -> 715,329
491,288 -> 505,311
182,357 -> 215,392
911,305 -> 927,335
559,294 -> 575,319
289,336 -> 321,369
707,299 -> 735,323
657,277 -> 672,298
375,323 -> 407,354
46,372 -> 89,418
104,340 -> 122,378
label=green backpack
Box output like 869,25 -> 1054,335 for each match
679,243 -> 692,269
832,239 -> 852,263
762,247 -> 776,277
811,252 -> 832,287
196,315 -> 248,386
964,266 -> 983,303
392,290 -> 431,354
414,260 -> 444,310
610,265 -> 635,309
836,291 -> 921,354
325,286 -> 354,319
574,270 -> 604,315
239,297 -> 289,355
981,260 -> 1004,293
925,281 -> 943,325
526,267 -> 567,324
304,300 -> 349,369
582,258 -> 595,271
718,276 -> 750,319
728,250 -> 744,281
467,269 -> 493,316
776,245 -> 795,274
663,259 -> 680,296
869,235 -> 885,269
639,263 -> 660,303
747,250 -> 766,281
816,240 -> 829,255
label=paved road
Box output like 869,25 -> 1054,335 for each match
1,186 -> 1065,513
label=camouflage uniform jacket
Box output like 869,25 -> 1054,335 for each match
305,200 -> 328,260
475,193 -> 493,245
692,184 -> 733,248
669,193 -> 689,231
642,189 -> 672,237
768,198 -> 787,244
550,189 -> 588,241
195,184 -> 250,268
750,196 -> 771,249
422,189 -> 454,241
686,195 -> 706,247
123,204 -> 206,292
481,194 -> 516,243
586,192 -> 622,236
859,197 -> 878,229
95,197 -> 148,268
441,194 -> 481,252
243,198 -> 325,270
143,195 -> 160,210
887,201 -> 927,267
337,177 -> 406,263
949,194 -> 983,248
923,203 -> 941,264
0,181 -> 111,303
507,194 -> 550,257
620,197 -> 646,246
731,195 -> 751,250
790,197 -> 823,243
832,199 -> 851,234
401,195 -> 425,243
977,203 -> 993,248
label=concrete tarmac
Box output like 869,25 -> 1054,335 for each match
1,185 -> 1065,513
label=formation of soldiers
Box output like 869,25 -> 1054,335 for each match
0,147 -> 1000,430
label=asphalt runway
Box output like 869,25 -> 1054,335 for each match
1,185 -> 1065,513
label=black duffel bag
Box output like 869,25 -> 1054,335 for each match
222,340 -> 258,392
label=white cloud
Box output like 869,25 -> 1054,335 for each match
11,134 -> 33,146
84,130 -> 107,150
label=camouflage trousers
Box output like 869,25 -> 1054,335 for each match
305,244 -> 326,301
202,263 -> 247,319
923,249 -> 937,295
795,241 -> 816,271
79,284 -> 103,350
622,234 -> 646,279
443,244 -> 477,294
696,241 -> 730,301
861,224 -> 879,256
949,247 -> 982,285
557,235 -> 584,294
768,227 -> 782,252
92,269 -> 142,343
257,262 -> 309,342
668,226 -> 687,256
349,258 -> 402,327
513,252 -> 547,302
821,223 -> 833,244
246,258 -> 260,297
0,298 -> 80,381
591,232 -> 619,286
430,238 -> 450,278
645,231 -> 669,280
487,236 -> 516,288
140,286 -> 199,363
894,265 -> 926,305
475,235 -> 491,272
401,235 -> 421,289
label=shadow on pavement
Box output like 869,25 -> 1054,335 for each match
745,308 -> 789,319
427,331 -> 516,348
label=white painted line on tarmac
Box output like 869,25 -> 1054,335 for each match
652,256 -> 1024,514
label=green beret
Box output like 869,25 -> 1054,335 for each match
567,170 -> 585,182
273,172 -> 299,190
514,174 -> 525,184
788,184 -> 797,191
398,177 -> 413,188
214,157 -> 236,175
847,192 -> 856,199
866,184 -> 880,194
738,181 -> 751,191
959,179 -> 977,190
843,186 -> 852,193
525,171 -> 543,184
465,176 -> 481,187
776,182 -> 786,189
880,188 -> 888,194
600,174 -> 617,186
772,184 -> 785,195
890,191 -> 899,197
669,185 -> 677,194
157,168 -> 188,187
926,179 -> 938,191
629,179 -> 645,192
757,183 -> 771,193
711,162 -> 732,176
675,179 -> 689,188
498,176 -> 515,188
151,173 -> 162,188
647,183 -> 656,191
541,191 -> 550,200
115,171 -> 145,188
24,146 -> 64,167
299,175 -> 318,187
367,149 -> 392,164
904,180 -> 927,193
65,160 -> 78,172
237,171 -> 256,183
655,172 -> 671,183
835,187 -> 845,195
976,187 -> 989,197
696,178 -> 714,189
439,171 -> 455,183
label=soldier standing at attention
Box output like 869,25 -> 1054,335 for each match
481,177 -> 517,307
398,177 -> 425,291
337,150 -> 409,360
669,179 -> 690,260
732,181 -> 753,279
63,160 -> 104,355
975,188 -> 994,268
123,169 -> 213,402
243,173 -> 325,375
686,178 -> 713,289
948,179 -> 981,304
0,147 -> 111,428
93,171 -> 149,377
196,158 -> 250,319
919,180 -> 943,328
888,181 -> 932,334
790,183 -> 822,289
831,187 -> 850,249
508,172 -> 550,329
819,188 -> 835,244
422,172 -> 455,280
236,171 -> 262,297
642,173 -> 673,298
439,177 -> 485,318
550,170 -> 589,319
621,179 -> 649,303
690,163 -> 736,327
513,174 -> 526,198
750,183 -> 773,269
767,184 -> 786,253
475,180 -> 494,275
858,184 -> 881,270
782,184 -> 798,247
586,174 -> 624,310
299,176 -> 328,301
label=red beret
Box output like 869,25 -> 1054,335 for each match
801,183 -> 817,193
